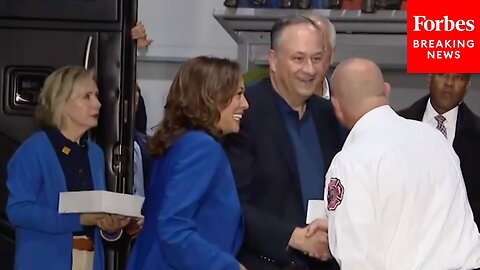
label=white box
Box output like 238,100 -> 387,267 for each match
58,190 -> 145,218
306,199 -> 326,224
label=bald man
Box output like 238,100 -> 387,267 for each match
310,58 -> 480,269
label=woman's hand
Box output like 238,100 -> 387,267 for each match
97,214 -> 131,233
126,217 -> 144,239
80,213 -> 105,226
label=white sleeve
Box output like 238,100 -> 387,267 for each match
325,155 -> 386,270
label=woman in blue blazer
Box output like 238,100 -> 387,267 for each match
126,56 -> 249,270
6,66 -> 130,270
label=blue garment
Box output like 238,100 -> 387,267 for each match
6,131 -> 106,270
45,127 -> 95,239
127,130 -> 244,270
275,92 -> 326,211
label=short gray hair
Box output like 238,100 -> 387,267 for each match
270,15 -> 324,51
35,65 -> 93,129
307,14 -> 336,51
325,19 -> 336,50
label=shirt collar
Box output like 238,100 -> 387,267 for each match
45,127 -> 89,154
273,89 -> 313,119
322,77 -> 330,100
423,98 -> 458,126
344,105 -> 394,147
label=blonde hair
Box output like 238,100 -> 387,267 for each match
35,66 -> 93,129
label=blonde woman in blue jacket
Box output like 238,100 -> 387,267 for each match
127,56 -> 249,270
6,66 -> 130,270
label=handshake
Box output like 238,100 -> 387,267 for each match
288,219 -> 332,261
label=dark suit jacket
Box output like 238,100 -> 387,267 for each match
223,78 -> 343,270
398,95 -> 480,225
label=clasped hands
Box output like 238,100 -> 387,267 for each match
288,218 -> 332,261
80,213 -> 131,232
80,213 -> 145,239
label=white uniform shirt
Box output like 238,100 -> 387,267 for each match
422,98 -> 458,145
325,105 -> 480,270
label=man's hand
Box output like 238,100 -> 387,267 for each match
288,223 -> 331,261
131,21 -> 153,48
305,219 -> 331,261
305,218 -> 328,238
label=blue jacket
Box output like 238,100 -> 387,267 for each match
6,131 -> 106,270
127,131 -> 244,270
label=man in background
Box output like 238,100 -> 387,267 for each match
308,15 -> 336,100
131,21 -> 151,134
126,22 -> 152,238
398,73 -> 480,226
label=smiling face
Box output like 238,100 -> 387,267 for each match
62,77 -> 101,135
269,22 -> 326,104
429,73 -> 470,114
217,78 -> 249,134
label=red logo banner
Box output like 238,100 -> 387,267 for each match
407,0 -> 480,73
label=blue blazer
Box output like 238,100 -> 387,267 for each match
127,130 -> 244,270
6,131 -> 106,270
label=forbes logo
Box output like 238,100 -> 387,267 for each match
413,16 -> 475,32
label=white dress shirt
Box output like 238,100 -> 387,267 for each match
422,98 -> 458,145
322,77 -> 330,100
133,140 -> 145,196
325,105 -> 480,270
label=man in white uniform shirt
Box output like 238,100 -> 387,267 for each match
309,58 -> 480,269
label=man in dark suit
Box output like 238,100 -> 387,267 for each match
126,83 -> 151,239
135,90 -> 147,135
133,83 -> 151,196
223,15 -> 343,270
398,73 -> 480,225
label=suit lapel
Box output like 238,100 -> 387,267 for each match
257,80 -> 299,182
309,99 -> 336,169
455,103 -> 473,135
401,95 -> 429,121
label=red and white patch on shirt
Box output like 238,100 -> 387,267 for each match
327,177 -> 344,211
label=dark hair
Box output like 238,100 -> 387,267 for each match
149,56 -> 242,155
270,15 -> 322,50
432,73 -> 471,81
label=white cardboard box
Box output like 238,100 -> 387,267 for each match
306,199 -> 326,224
58,190 -> 145,218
